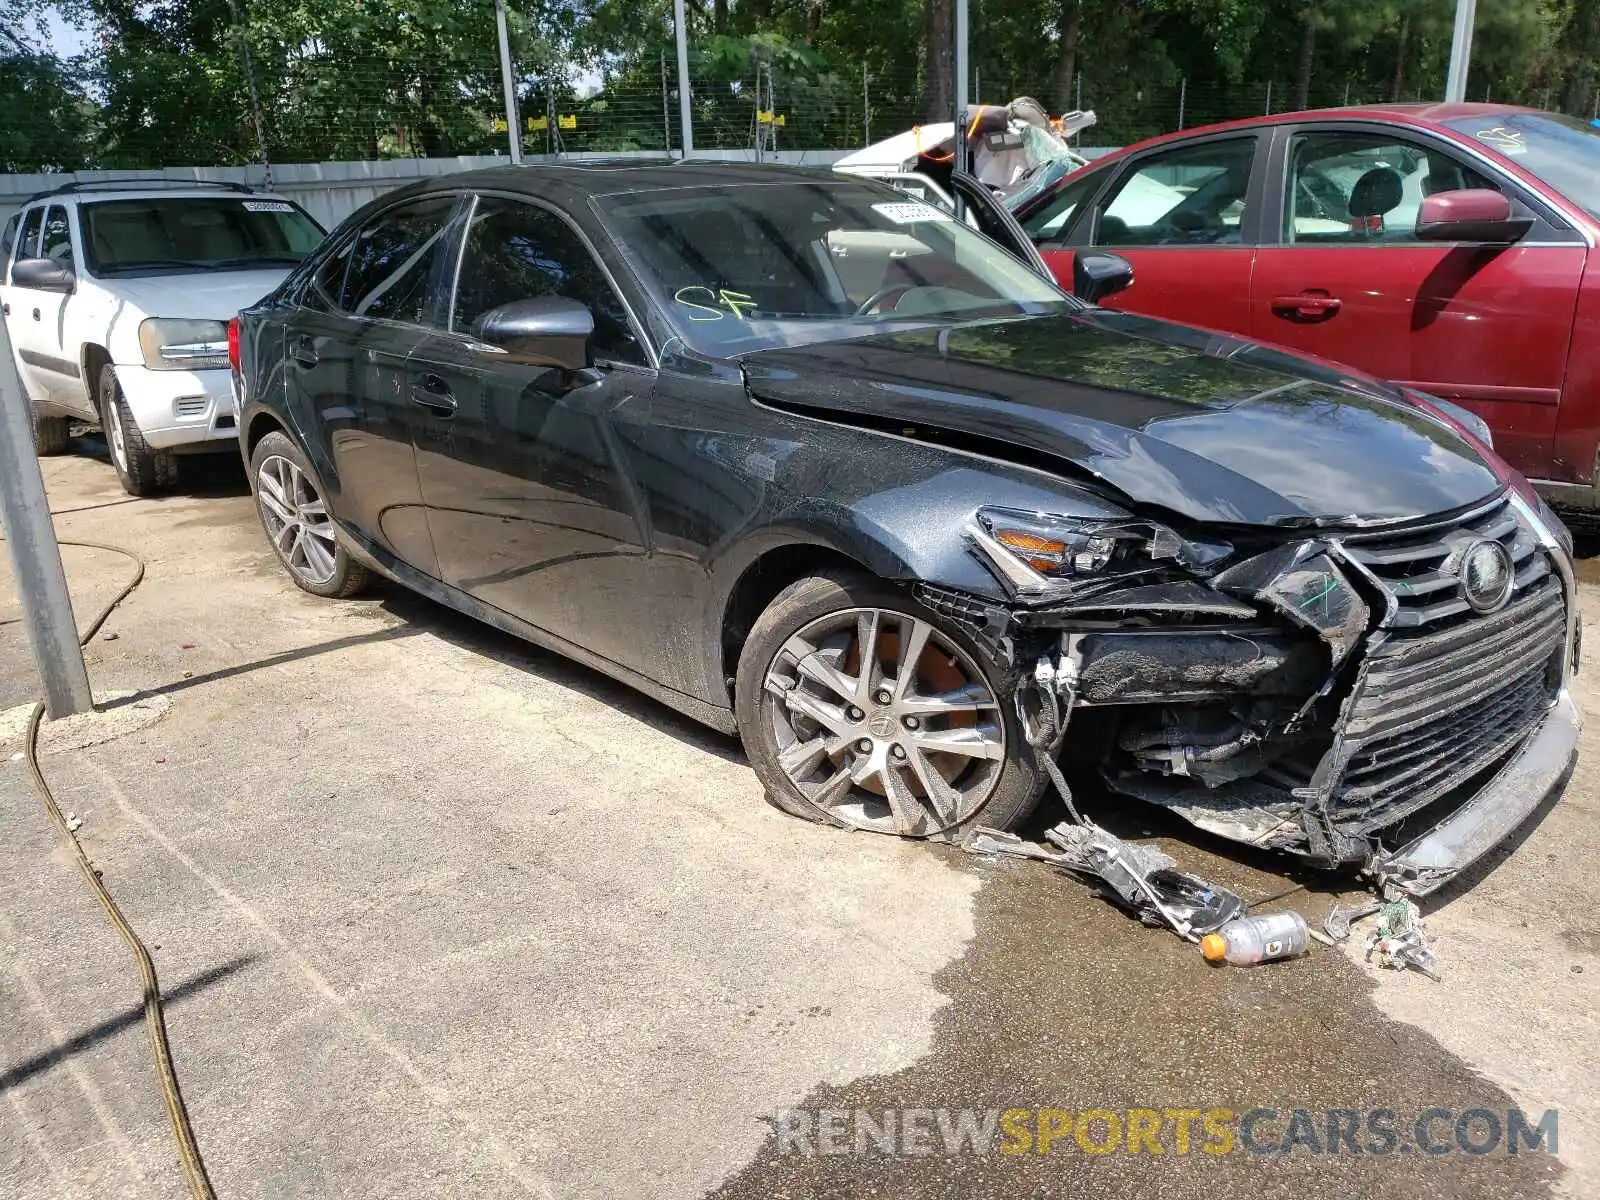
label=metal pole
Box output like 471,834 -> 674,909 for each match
1343,81 -> 1351,106
228,0 -> 272,186
1444,0 -> 1477,103
862,61 -> 869,145
1177,76 -> 1186,129
662,51 -> 671,152
494,0 -> 522,163
673,0 -> 693,157
953,0 -> 968,180
1264,80 -> 1272,114
0,315 -> 93,717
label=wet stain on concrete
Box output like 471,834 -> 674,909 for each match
709,813 -> 1564,1200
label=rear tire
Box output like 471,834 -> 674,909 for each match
31,412 -> 69,456
98,364 -> 177,496
734,570 -> 1042,842
249,430 -> 370,599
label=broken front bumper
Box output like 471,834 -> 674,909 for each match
1372,689 -> 1580,896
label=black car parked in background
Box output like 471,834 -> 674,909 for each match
232,161 -> 1579,897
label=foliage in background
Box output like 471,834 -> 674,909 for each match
5,0 -> 1600,171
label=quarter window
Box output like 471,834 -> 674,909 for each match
1285,132 -> 1497,243
336,196 -> 458,325
1091,138 -> 1257,246
41,206 -> 74,270
0,213 -> 17,283
451,197 -> 643,365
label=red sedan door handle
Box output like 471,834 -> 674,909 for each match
1271,292 -> 1342,322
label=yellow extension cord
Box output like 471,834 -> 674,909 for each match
7,529 -> 216,1200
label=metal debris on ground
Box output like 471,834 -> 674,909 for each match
1363,896 -> 1440,980
1323,898 -> 1381,942
967,821 -> 1245,942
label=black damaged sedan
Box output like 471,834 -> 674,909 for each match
232,162 -> 1579,896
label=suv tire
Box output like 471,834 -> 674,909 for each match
32,412 -> 69,456
98,364 -> 177,496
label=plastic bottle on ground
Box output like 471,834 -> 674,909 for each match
1200,911 -> 1309,966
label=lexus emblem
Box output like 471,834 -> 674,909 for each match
1457,539 -> 1514,614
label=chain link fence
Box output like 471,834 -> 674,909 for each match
5,9 -> 1599,176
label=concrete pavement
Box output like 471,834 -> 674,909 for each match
1,445 -> 1595,1198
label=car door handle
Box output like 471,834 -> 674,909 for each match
410,375 -> 457,416
1271,293 -> 1342,321
290,337 -> 319,368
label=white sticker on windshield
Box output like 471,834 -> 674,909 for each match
872,201 -> 952,225
242,200 -> 294,212
1475,127 -> 1526,155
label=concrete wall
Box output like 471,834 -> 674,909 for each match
0,149 -> 857,232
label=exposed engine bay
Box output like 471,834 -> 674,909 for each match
922,490 -> 1580,896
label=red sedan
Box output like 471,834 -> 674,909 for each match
1011,103 -> 1600,522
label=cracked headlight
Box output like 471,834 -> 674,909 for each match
968,506 -> 1229,598
138,318 -> 230,371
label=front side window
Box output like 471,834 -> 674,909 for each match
1444,112 -> 1600,218
1018,170 -> 1102,244
16,207 -> 44,263
339,196 -> 458,325
1092,138 -> 1257,246
81,196 -> 325,276
601,178 -> 1072,356
451,196 -> 643,365
1285,132 -> 1496,243
41,206 -> 74,269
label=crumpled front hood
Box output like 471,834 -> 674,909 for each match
94,269 -> 290,321
740,309 -> 1504,527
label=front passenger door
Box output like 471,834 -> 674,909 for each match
407,194 -> 657,671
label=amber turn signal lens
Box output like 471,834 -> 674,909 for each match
993,529 -> 1066,572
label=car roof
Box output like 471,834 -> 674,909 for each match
391,158 -> 862,204
1091,103 -> 1540,164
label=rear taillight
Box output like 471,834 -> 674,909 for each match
226,317 -> 241,373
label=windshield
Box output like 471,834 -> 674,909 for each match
600,178 -> 1072,356
82,196 -> 325,276
1443,112 -> 1600,217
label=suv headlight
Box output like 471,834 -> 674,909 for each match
138,318 -> 230,371
967,506 -> 1230,598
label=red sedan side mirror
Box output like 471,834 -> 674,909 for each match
1415,189 -> 1532,244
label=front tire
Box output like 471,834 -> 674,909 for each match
735,570 -> 1042,841
249,431 -> 370,599
98,364 -> 177,496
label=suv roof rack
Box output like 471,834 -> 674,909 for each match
24,178 -> 259,204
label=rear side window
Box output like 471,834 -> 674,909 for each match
41,206 -> 74,269
335,196 -> 458,325
451,196 -> 643,365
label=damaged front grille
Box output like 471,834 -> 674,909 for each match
1316,575 -> 1566,842
1340,496 -> 1546,629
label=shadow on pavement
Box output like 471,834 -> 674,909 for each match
0,953 -> 257,1091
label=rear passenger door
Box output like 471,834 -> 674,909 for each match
283,193 -> 463,576
406,192 -> 658,670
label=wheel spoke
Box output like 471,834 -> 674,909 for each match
853,610 -> 882,702
891,617 -> 933,700
907,745 -> 962,826
809,764 -> 856,809
782,689 -> 856,740
909,724 -> 1005,762
300,528 -> 337,580
777,735 -> 833,780
258,487 -> 294,526
795,652 -> 861,707
899,684 -> 997,717
880,761 -> 929,836
299,497 -> 328,518
273,518 -> 299,555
